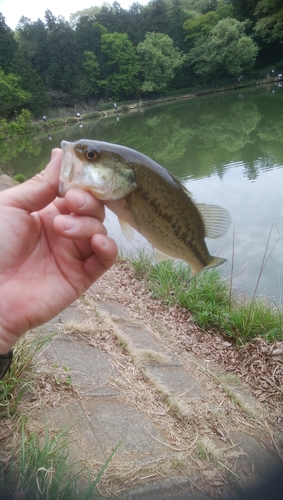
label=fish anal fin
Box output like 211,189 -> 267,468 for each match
118,218 -> 135,243
196,204 -> 231,239
153,249 -> 172,265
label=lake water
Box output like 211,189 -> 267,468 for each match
2,84 -> 283,303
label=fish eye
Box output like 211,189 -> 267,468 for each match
85,149 -> 98,161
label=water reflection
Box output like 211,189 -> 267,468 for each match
188,165 -> 283,303
1,85 -> 283,301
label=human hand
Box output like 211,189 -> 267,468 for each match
0,149 -> 118,354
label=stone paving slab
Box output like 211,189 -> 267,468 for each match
0,174 -> 14,191
40,398 -> 171,463
120,477 -> 212,500
43,334 -> 119,396
146,364 -> 207,400
35,300 -> 283,499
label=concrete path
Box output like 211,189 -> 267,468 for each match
30,294 -> 283,500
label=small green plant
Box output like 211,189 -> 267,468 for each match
196,437 -> 219,466
130,254 -> 283,343
53,365 -> 73,387
130,248 -> 153,280
14,173 -> 26,183
0,334 -> 54,417
1,421 -> 120,499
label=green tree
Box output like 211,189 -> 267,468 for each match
175,0 -> 216,14
142,0 -> 170,34
69,6 -> 101,27
76,51 -> 101,98
127,3 -> 147,45
75,19 -> 106,55
0,13 -> 18,72
215,0 -> 234,19
0,69 -> 31,118
168,0 -> 190,50
43,12 -> 78,94
230,0 -> 258,22
188,18 -> 259,80
183,11 -> 219,49
95,2 -> 131,35
137,31 -> 185,93
100,32 -> 141,99
16,17 -> 49,79
254,0 -> 283,43
9,49 -> 49,116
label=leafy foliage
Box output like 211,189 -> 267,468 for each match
9,48 -> 50,116
0,13 -> 17,72
183,11 -> 220,49
0,0 -> 282,120
100,32 -> 141,99
254,0 -> 283,43
0,70 -> 31,118
188,18 -> 259,80
137,32 -> 185,93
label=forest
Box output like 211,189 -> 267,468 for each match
0,0 -> 282,120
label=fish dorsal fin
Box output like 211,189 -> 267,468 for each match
179,183 -> 195,200
196,203 -> 231,239
153,249 -> 172,265
118,217 -> 135,243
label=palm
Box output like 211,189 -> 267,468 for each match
0,150 -> 117,351
1,201 -> 99,337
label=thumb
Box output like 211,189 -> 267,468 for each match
0,149 -> 62,213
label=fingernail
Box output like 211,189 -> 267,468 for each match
74,191 -> 88,210
63,216 -> 78,232
51,149 -> 57,160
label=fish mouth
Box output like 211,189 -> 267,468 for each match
58,140 -> 83,196
58,140 -> 124,200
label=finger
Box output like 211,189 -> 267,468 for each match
53,214 -> 108,240
0,149 -> 62,213
64,189 -> 105,222
84,234 -> 118,278
52,196 -> 70,215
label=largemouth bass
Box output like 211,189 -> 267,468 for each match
59,139 -> 231,277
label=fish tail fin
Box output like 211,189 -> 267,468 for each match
188,256 -> 227,281
205,256 -> 227,271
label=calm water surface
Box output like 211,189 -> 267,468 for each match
2,85 -> 283,302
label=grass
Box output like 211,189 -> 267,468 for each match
0,334 -> 52,418
130,251 -> 283,343
0,334 -> 118,499
1,420 -> 120,499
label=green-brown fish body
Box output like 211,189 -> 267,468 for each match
59,139 -> 231,277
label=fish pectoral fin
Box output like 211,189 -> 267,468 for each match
153,249 -> 172,265
196,203 -> 232,239
118,218 -> 135,243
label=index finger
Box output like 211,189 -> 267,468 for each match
63,189 -> 105,223
0,149 -> 62,212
